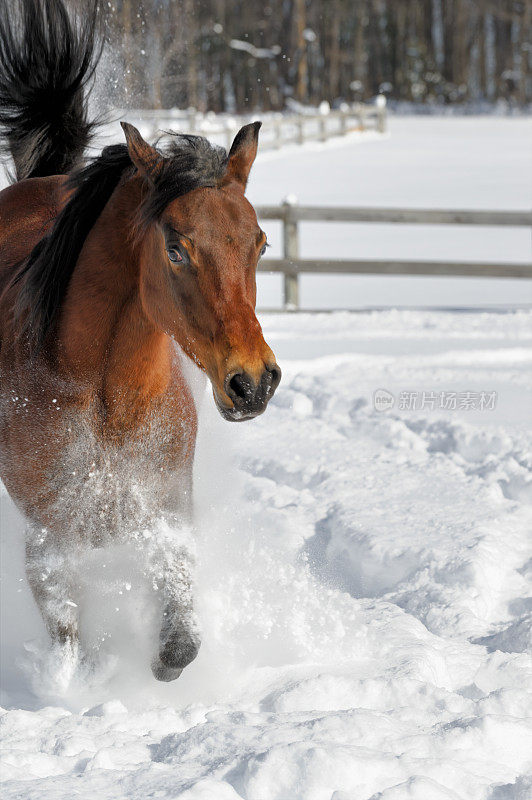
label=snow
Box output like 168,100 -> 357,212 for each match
1,308 -> 532,799
1,116 -> 531,798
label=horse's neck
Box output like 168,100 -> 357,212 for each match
57,177 -> 172,426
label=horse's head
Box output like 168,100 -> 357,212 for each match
121,121 -> 281,421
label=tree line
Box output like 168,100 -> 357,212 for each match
100,0 -> 531,111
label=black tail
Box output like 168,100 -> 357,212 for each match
0,0 -> 102,182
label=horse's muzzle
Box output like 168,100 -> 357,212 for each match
217,363 -> 281,421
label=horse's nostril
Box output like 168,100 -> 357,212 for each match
224,365 -> 280,412
227,372 -> 253,402
268,364 -> 282,393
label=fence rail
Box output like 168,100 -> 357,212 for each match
118,102 -> 387,150
255,202 -> 532,308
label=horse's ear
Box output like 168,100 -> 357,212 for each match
222,121 -> 261,190
121,121 -> 163,183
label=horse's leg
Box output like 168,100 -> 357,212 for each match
25,527 -> 79,657
150,542 -> 200,682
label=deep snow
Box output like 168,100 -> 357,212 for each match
1,309 -> 531,800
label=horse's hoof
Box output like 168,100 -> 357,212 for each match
151,657 -> 183,682
158,629 -> 200,671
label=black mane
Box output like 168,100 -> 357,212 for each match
142,133 -> 228,227
16,134 -> 228,353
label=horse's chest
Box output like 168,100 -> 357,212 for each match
49,435 -> 189,544
0,387 -> 195,541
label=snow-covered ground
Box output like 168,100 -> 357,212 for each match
1,119 -> 531,798
1,309 -> 531,799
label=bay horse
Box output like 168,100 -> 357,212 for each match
0,0 -> 280,682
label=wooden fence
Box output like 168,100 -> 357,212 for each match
118,101 -> 387,150
255,201 -> 532,308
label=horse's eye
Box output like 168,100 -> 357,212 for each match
167,248 -> 183,264
260,243 -> 267,257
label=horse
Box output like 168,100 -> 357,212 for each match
0,0 -> 280,682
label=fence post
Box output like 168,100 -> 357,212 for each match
282,196 -> 299,309
274,120 -> 282,149
149,114 -> 160,140
356,103 -> 365,130
375,94 -> 387,133
187,107 -> 197,134
340,110 -> 348,135
297,119 -> 305,145
225,121 -> 235,151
